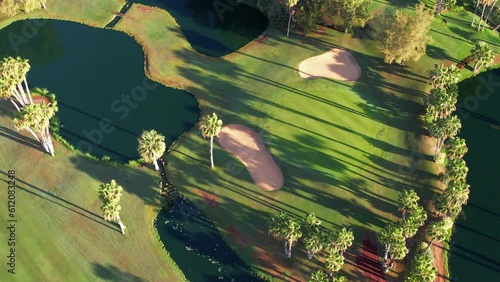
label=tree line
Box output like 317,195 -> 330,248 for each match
0,0 -> 46,17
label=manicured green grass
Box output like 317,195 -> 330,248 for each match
0,0 -> 497,281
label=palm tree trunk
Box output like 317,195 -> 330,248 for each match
435,137 -> 445,157
9,99 -> 21,112
116,214 -> 126,234
283,240 -> 289,256
42,2 -> 46,9
482,0 -> 497,30
45,127 -> 54,156
307,249 -> 313,259
154,159 -> 159,171
474,59 -> 480,71
383,243 -> 390,268
17,83 -> 29,105
39,130 -> 51,154
210,136 -> 214,168
287,239 -> 293,257
23,77 -> 33,104
478,3 -> 488,30
287,11 -> 293,37
11,89 -> 25,107
472,0 -> 480,26
436,0 -> 444,15
426,238 -> 435,250
493,23 -> 500,31
27,128 -> 40,142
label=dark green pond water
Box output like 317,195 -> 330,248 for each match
450,69 -> 500,281
0,20 -> 199,162
156,197 -> 263,281
132,0 -> 268,56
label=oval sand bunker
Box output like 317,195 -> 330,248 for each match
298,48 -> 361,81
218,124 -> 284,191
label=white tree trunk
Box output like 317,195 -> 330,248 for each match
39,129 -> 51,154
11,89 -> 25,107
287,240 -> 293,257
210,136 -> 214,168
307,249 -> 313,259
472,0 -> 480,26
482,0 -> 498,30
17,83 -> 29,105
9,99 -> 21,112
154,159 -> 160,171
287,11 -> 293,37
493,23 -> 500,31
27,128 -> 41,142
116,214 -> 126,234
45,127 -> 54,156
41,2 -> 46,9
478,3 -> 488,30
23,77 -> 33,104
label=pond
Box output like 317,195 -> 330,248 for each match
132,0 -> 269,57
0,19 -> 200,162
155,197 -> 263,281
449,69 -> 500,281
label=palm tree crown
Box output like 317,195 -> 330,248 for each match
138,129 -> 166,170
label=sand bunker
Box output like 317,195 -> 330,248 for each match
218,124 -> 284,191
298,48 -> 361,81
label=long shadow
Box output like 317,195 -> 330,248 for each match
455,222 -> 500,243
0,170 -> 116,231
93,263 -> 145,282
446,242 -> 500,276
0,125 -> 44,152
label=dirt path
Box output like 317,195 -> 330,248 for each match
431,241 -> 447,282
355,237 -> 387,282
218,124 -> 284,191
298,48 -> 361,81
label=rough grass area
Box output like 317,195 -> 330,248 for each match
0,0 -> 498,281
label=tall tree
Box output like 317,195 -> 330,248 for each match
400,205 -> 427,238
428,115 -> 462,157
303,212 -> 322,233
285,0 -> 299,37
304,231 -> 325,259
98,180 -> 126,234
478,0 -> 495,30
427,64 -> 461,89
338,0 -> 371,33
375,3 -> 434,64
426,217 -> 453,250
398,189 -> 419,219
294,0 -> 332,34
199,112 -> 223,168
269,212 -> 303,257
472,0 -> 482,26
425,87 -> 458,122
0,56 -> 34,110
405,250 -> 438,282
309,269 -> 330,282
481,0 -> 499,30
435,180 -> 470,217
137,129 -> 166,171
378,223 -> 408,272
13,101 -> 57,155
471,42 -> 495,72
445,137 -> 468,160
325,251 -> 345,277
444,158 -> 469,183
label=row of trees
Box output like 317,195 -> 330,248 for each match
268,212 -> 353,280
378,189 -> 427,273
0,0 -> 46,17
0,56 -> 57,155
256,0 -> 371,35
471,0 -> 499,31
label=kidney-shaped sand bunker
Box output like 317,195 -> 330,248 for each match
218,124 -> 284,191
298,48 -> 361,81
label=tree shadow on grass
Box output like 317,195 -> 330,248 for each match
0,125 -> 44,152
0,169 -> 118,231
69,156 -> 161,207
93,263 -> 145,282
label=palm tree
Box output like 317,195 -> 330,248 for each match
401,205 -> 427,238
406,250 -> 437,282
269,212 -> 302,257
435,180 -> 470,217
398,189 -> 419,219
426,217 -> 453,250
472,0 -> 482,26
199,112 -> 223,168
445,158 -> 469,183
325,251 -> 345,277
98,180 -> 126,234
13,101 -> 57,155
304,231 -> 325,259
428,115 -> 461,157
428,65 -> 460,89
303,213 -> 322,233
0,56 -> 34,110
137,129 -> 166,171
286,0 -> 299,37
309,269 -> 329,282
478,0 -> 495,30
471,42 -> 495,72
332,276 -> 347,282
482,0 -> 499,30
334,228 -> 354,255
445,137 -> 468,160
